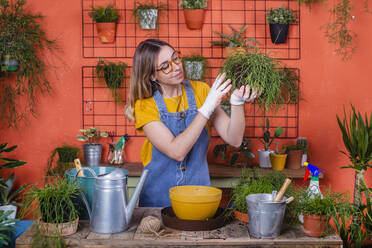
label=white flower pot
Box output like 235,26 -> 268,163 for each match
258,149 -> 274,168
138,9 -> 158,30
0,204 -> 17,222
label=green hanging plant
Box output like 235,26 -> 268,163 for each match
0,0 -> 59,128
96,60 -> 127,103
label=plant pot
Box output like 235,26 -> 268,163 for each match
138,9 -> 158,30
301,153 -> 307,166
303,214 -> 329,237
270,153 -> 287,171
183,9 -> 206,30
269,24 -> 289,44
234,210 -> 249,223
258,149 -> 274,168
95,22 -> 117,43
1,55 -> 19,71
184,61 -> 204,80
0,204 -> 17,220
38,217 -> 79,237
225,46 -> 246,57
83,143 -> 102,166
285,150 -> 303,169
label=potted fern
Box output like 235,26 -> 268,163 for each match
133,2 -> 164,30
266,5 -> 298,44
179,0 -> 207,30
77,127 -> 108,166
182,54 -> 207,81
96,60 -> 127,103
89,4 -> 119,43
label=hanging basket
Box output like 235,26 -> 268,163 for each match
96,22 -> 117,43
138,9 -> 158,30
269,24 -> 289,44
183,9 -> 205,30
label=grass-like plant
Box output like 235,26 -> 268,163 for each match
266,5 -> 298,24
179,0 -> 207,9
89,4 -> 119,23
96,60 -> 127,103
0,0 -> 59,128
279,67 -> 300,104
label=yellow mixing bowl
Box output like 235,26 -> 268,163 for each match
169,185 -> 222,220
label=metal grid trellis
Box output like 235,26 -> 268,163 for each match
82,0 -> 301,60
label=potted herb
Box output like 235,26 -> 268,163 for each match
257,118 -> 283,168
182,55 -> 207,81
296,137 -> 308,166
179,0 -> 207,30
0,0 -> 59,128
89,4 -> 120,44
96,60 -> 127,103
213,137 -> 255,167
133,2 -> 164,30
23,177 -> 81,237
270,142 -> 288,171
77,127 -> 108,166
210,25 -> 255,56
284,143 -> 303,169
46,145 -> 80,177
266,5 -> 298,44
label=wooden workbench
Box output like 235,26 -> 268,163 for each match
17,208 -> 342,247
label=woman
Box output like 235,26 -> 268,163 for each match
125,39 -> 259,207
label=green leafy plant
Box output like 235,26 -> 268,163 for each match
0,173 -> 28,206
325,0 -> 356,61
179,0 -> 207,9
258,118 -> 283,151
0,210 -> 18,246
45,145 -> 80,177
96,60 -> 127,103
266,5 -> 298,24
0,0 -> 59,128
279,67 -> 300,104
0,143 -> 26,170
210,25 -> 256,49
76,127 -> 108,144
89,4 -> 119,23
213,137 -> 255,166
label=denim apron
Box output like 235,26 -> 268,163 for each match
139,80 -> 210,207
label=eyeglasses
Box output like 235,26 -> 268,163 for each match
156,51 -> 182,74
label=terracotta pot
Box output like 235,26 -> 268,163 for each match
303,214 -> 329,237
270,153 -> 287,171
183,9 -> 206,30
225,46 -> 246,57
234,210 -> 249,223
286,150 -> 303,169
38,217 -> 79,237
96,22 -> 116,43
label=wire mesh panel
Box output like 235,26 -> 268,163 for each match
82,0 -> 300,60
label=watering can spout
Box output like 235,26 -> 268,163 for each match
125,169 -> 148,225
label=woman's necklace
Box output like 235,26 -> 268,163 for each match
162,84 -> 185,112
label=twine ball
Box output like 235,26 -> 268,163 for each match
139,216 -> 161,234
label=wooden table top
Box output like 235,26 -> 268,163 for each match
17,208 -> 341,247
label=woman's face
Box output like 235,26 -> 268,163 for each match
152,45 -> 184,86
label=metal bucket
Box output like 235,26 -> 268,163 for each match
65,166 -> 128,220
246,193 -> 287,238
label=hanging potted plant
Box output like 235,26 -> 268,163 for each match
95,59 -> 127,103
133,2 -> 164,30
0,0 -> 59,128
179,0 -> 208,30
210,25 -> 254,56
182,54 -> 207,81
89,4 -> 119,44
257,118 -> 283,168
270,142 -> 288,171
45,145 -> 80,177
266,5 -> 298,44
76,127 -> 108,166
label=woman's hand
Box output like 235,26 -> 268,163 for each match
198,73 -> 231,119
230,85 -> 260,105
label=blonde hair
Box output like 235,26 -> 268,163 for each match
124,39 -> 174,121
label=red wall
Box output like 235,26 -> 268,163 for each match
0,0 -> 371,195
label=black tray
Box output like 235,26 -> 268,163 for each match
161,207 -> 232,231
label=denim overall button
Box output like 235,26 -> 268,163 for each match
180,112 -> 185,118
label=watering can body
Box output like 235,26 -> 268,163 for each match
79,167 -> 149,234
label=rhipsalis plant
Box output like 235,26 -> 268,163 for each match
0,0 -> 59,128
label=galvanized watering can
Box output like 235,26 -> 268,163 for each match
77,167 -> 148,234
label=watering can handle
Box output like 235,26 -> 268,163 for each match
273,178 -> 292,202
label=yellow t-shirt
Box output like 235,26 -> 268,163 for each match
134,81 -> 210,166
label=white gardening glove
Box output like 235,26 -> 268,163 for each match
198,73 -> 232,119
230,85 -> 261,105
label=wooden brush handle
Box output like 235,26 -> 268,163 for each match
274,178 -> 292,202
74,158 -> 84,177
